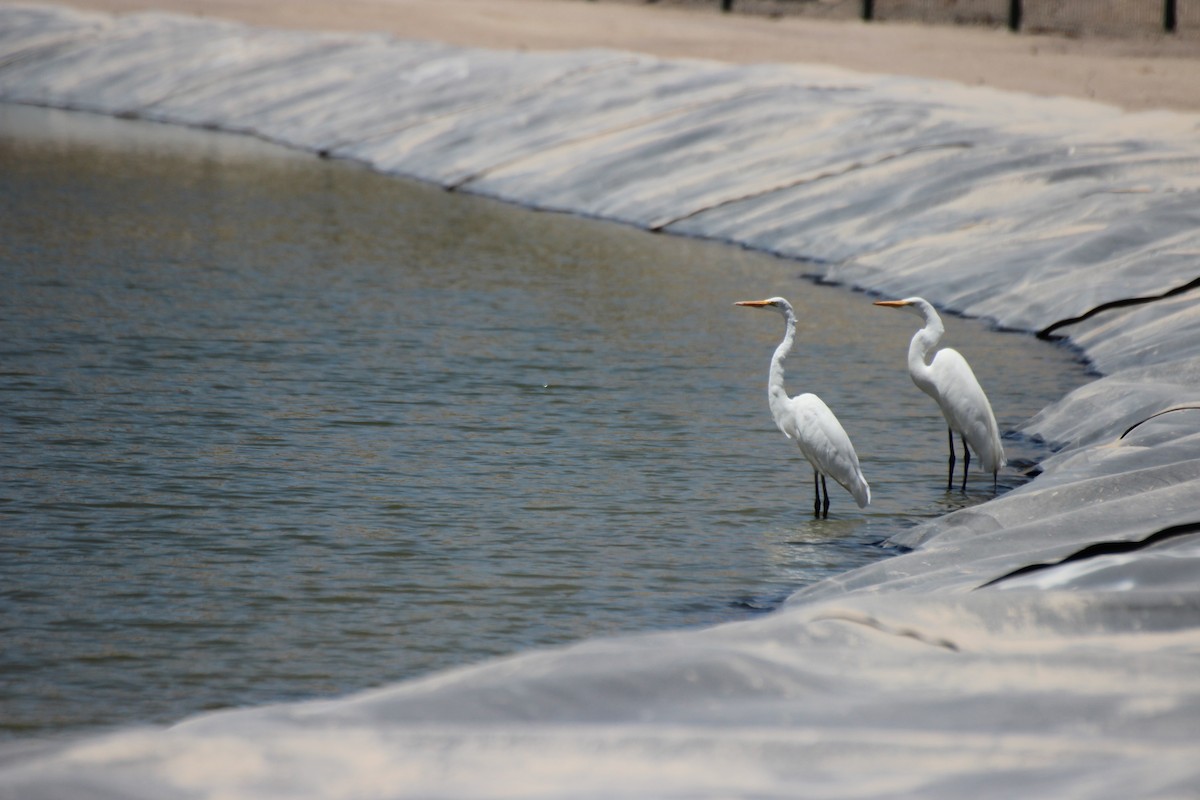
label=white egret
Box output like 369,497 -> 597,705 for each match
735,297 -> 870,517
874,297 -> 1005,491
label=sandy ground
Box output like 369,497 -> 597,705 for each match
49,0 -> 1200,113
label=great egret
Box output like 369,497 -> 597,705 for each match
735,297 -> 870,517
874,297 -> 1005,491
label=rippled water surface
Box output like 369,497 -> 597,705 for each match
0,105 -> 1090,738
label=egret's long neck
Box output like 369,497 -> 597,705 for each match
768,307 -> 796,413
908,303 -> 944,384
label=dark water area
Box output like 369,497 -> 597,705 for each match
0,104 -> 1089,739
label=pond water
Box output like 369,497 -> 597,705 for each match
0,104 -> 1089,739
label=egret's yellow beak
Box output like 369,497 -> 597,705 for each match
734,300 -> 773,308
873,300 -> 910,308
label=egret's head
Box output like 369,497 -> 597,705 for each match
873,297 -> 932,319
735,297 -> 791,313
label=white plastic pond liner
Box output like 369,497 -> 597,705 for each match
1,4 -> 1198,797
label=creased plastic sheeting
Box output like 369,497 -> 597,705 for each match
0,12 -> 339,114
465,79 -> 920,228
154,36 -> 462,144
2,591 -> 1198,799
794,451 -> 1200,595
671,110 -> 1200,332
1026,356 -> 1200,447
0,2 -> 108,57
338,58 -> 819,189
993,534 -> 1200,592
243,47 -> 632,154
2,5 -> 1198,338
1054,292 -> 1200,373
3,4 -> 1200,797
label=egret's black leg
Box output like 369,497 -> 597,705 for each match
961,434 -> 971,492
946,428 -> 956,491
813,471 -> 821,516
821,474 -> 831,518
993,470 -> 998,493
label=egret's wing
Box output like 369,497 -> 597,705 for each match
786,394 -> 870,505
930,348 -> 1006,469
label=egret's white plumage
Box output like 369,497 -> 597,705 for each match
736,297 -> 870,516
875,297 -> 1005,490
